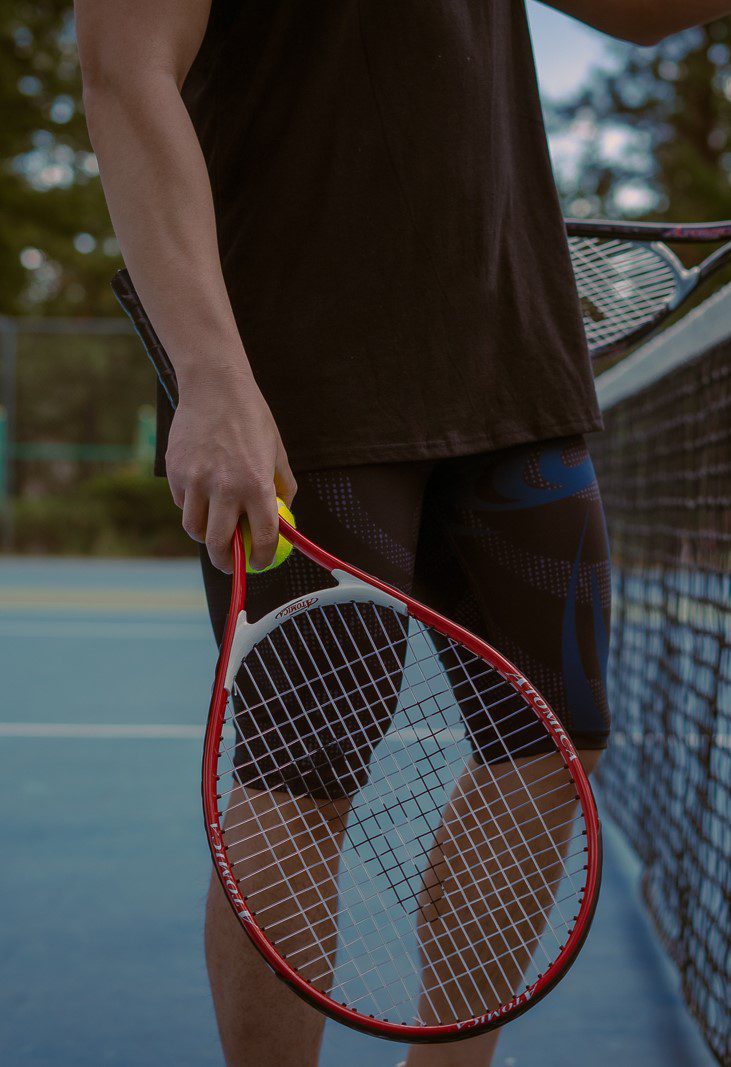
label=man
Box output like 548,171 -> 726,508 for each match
77,2 -> 728,1064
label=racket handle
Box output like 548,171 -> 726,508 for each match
111,269 -> 179,410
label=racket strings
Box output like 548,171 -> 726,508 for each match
238,808 -> 585,953
219,684 -> 542,798
225,606 -> 580,1011
354,613 -> 582,970
221,777 -> 580,880
334,866 -> 584,998
260,830 -> 586,982
224,718 -> 537,1015
239,601 -> 571,917
232,601 -> 576,981
225,609 -> 451,1011
227,777 -> 572,1020
220,616 -> 547,801
569,237 -> 679,348
215,601 -> 589,1024
571,239 -> 676,294
219,686 -> 552,811
233,665 -> 512,1015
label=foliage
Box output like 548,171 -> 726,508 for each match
546,20 -> 731,223
2,6 -> 730,555
0,0 -> 119,316
13,470 -> 193,556
11,327 -> 156,497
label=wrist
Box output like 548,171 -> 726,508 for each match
176,350 -> 257,400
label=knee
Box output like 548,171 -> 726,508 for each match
578,748 -> 603,776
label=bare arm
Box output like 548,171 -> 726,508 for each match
76,0 -> 296,572
540,0 -> 731,46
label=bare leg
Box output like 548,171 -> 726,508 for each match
205,784 -> 351,1067
405,749 -> 601,1067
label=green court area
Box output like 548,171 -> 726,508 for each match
0,558 -> 716,1067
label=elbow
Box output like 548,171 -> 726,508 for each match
81,75 -> 123,147
80,61 -> 173,133
79,49 -> 127,122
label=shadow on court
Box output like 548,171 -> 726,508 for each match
0,559 -> 715,1067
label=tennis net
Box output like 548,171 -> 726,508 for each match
591,284 -> 731,1065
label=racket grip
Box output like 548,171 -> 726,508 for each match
111,269 -> 179,410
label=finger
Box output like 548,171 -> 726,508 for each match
167,471 -> 185,510
246,491 -> 280,571
181,489 -> 208,544
205,498 -> 240,574
274,448 -> 298,509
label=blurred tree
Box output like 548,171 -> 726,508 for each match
546,19 -> 731,224
3,7 -> 728,317
0,0 -> 119,316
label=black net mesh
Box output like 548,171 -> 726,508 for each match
591,303 -> 730,1065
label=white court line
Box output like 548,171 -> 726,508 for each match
2,723 -> 725,749
0,722 -> 466,742
0,723 -> 204,739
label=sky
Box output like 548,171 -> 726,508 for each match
525,4 -> 644,213
526,1 -> 610,98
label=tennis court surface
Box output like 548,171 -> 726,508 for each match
1,287 -> 728,1065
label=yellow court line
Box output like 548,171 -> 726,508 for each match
0,587 -> 208,613
0,722 -> 203,738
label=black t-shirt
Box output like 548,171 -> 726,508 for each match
155,0 -> 602,474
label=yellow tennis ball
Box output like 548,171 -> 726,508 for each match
242,497 -> 296,573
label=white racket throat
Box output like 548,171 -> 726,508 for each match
224,570 -> 407,692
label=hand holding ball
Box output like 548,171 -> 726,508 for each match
242,497 -> 296,573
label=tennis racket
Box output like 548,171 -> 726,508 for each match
566,219 -> 731,357
112,268 -> 601,1043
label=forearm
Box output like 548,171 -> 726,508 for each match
76,0 -> 294,573
542,0 -> 731,46
84,74 -> 251,394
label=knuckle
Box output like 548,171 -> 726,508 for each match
247,473 -> 273,498
206,530 -> 230,552
182,517 -> 204,541
207,475 -> 236,500
259,517 -> 280,542
208,548 -> 232,575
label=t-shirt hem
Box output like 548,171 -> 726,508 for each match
240,416 -> 604,475
154,417 -> 604,478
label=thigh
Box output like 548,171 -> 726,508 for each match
200,460 -> 433,798
413,436 -> 612,754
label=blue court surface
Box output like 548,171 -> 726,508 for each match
0,559 -> 715,1066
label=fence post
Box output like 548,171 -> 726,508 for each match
0,319 -> 17,551
0,407 -> 6,506
135,404 -> 156,466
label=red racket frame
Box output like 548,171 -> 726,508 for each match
201,521 -> 602,1043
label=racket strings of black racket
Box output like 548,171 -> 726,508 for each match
215,601 -> 589,1025
569,237 -> 679,348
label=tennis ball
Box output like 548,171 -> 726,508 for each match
242,497 -> 296,573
